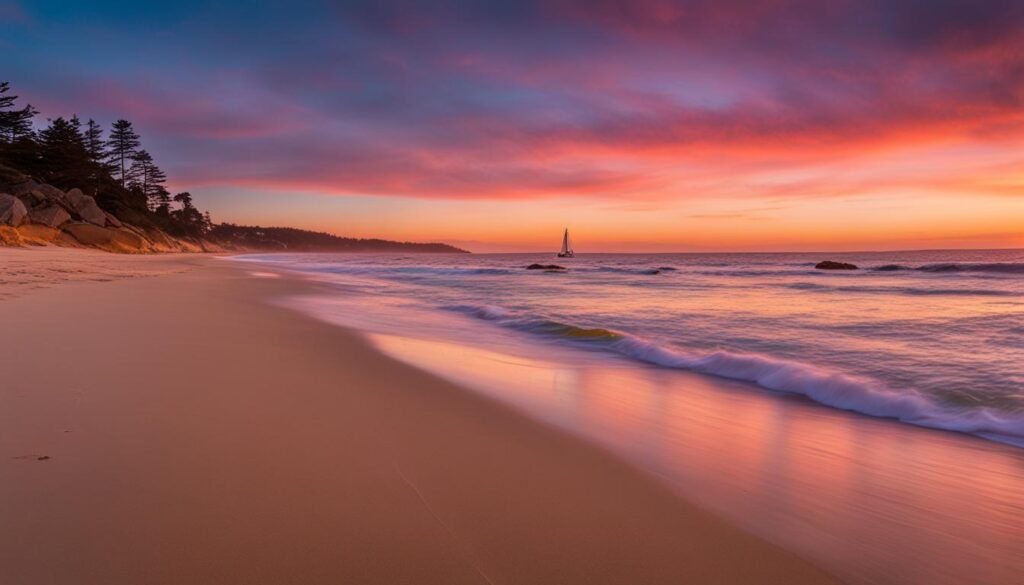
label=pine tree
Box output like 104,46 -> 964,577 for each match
129,149 -> 169,210
84,119 -> 106,165
80,118 -> 113,194
0,81 -> 37,142
106,119 -> 140,188
37,116 -> 91,188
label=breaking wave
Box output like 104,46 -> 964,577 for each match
447,303 -> 1024,446
872,262 -> 1024,274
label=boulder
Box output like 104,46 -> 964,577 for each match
6,179 -> 40,197
0,225 -> 24,246
815,261 -> 858,270
64,187 -> 86,206
103,211 -> 123,228
526,263 -> 566,270
24,189 -> 51,208
63,223 -> 153,253
28,204 -> 72,228
16,224 -> 64,246
62,189 -> 107,226
33,183 -> 66,202
0,193 -> 28,226
77,201 -> 107,226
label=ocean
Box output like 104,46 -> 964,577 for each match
238,249 -> 1024,446
236,249 -> 1024,585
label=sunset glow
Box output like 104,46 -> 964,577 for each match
5,0 -> 1022,251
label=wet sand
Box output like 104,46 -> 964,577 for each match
0,248 -> 837,584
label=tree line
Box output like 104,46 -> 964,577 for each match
0,81 -> 211,238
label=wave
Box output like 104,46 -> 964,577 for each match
314,265 -> 515,277
593,266 -> 674,275
446,303 -> 1024,445
871,262 -> 1024,274
786,282 -> 1015,297
919,262 -> 1024,274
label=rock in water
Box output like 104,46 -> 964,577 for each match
28,204 -> 72,228
815,261 -> 859,270
0,193 -> 28,226
527,263 -> 566,270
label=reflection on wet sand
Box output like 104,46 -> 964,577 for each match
372,333 -> 1024,585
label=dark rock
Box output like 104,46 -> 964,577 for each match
28,204 -> 72,228
37,456 -> 50,461
0,193 -> 28,226
815,261 -> 859,270
24,189 -> 50,207
527,263 -> 566,270
7,179 -> 40,197
646,269 -> 662,275
34,183 -> 65,201
64,187 -> 86,206
63,189 -> 107,226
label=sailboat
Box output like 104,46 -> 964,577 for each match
557,228 -> 574,258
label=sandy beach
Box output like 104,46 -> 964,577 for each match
0,248 -> 837,585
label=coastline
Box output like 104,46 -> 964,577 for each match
0,248 -> 837,584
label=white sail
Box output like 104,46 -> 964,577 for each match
558,228 -> 574,257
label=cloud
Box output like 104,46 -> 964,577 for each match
10,0 -> 1024,203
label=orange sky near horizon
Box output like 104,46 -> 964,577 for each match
193,135 -> 1024,252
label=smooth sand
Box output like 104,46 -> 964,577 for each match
0,248 -> 838,584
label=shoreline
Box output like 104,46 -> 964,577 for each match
0,248 -> 837,584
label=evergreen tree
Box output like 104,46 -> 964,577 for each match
173,190 -> 194,209
84,119 -> 106,165
106,119 -> 140,188
80,118 -> 113,194
171,191 -> 209,236
37,116 -> 91,188
129,149 -> 169,210
0,81 -> 37,142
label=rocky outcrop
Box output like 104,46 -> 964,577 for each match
815,261 -> 859,270
0,193 -> 28,226
526,263 -> 566,270
62,223 -> 156,254
0,181 -> 210,254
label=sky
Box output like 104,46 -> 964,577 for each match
3,0 -> 1023,252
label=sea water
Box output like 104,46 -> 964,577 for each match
236,250 -> 1024,585
239,249 -> 1024,446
